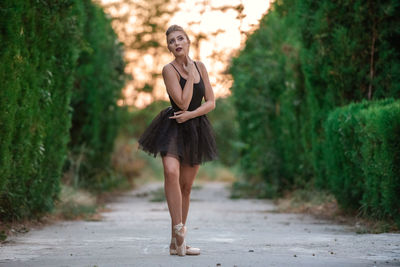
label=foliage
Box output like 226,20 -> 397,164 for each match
230,0 -> 400,223
324,99 -> 400,225
100,0 -> 246,104
0,0 -> 127,220
66,0 -> 129,190
207,97 -> 240,167
100,0 -> 181,102
0,0 -> 83,220
298,0 -> 400,187
230,0 -> 310,196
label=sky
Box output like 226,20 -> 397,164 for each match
99,0 -> 271,108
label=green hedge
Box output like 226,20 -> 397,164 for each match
324,99 -> 400,224
66,0 -> 128,190
230,0 -> 399,223
230,0 -> 311,195
0,0 -> 83,220
298,0 -> 400,187
0,0 -> 127,220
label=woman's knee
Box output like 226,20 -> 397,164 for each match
180,183 -> 192,197
165,168 -> 179,180
162,156 -> 180,181
163,165 -> 179,182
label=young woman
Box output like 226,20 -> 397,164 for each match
138,25 -> 218,256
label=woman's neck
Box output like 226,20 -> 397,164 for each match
174,55 -> 187,66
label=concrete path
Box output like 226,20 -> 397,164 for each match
0,181 -> 399,267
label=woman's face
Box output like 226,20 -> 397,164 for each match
167,31 -> 190,57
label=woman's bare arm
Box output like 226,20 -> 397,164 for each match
188,61 -> 216,117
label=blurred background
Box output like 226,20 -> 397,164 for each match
0,0 -> 399,235
99,0 -> 271,196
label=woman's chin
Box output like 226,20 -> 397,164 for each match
174,51 -> 185,57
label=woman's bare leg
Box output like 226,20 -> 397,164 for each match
180,163 -> 200,225
170,162 -> 200,249
162,155 -> 184,246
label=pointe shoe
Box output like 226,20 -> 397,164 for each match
170,237 -> 201,255
170,224 -> 201,256
173,222 -> 186,256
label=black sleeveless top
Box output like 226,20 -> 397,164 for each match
169,61 -> 205,112
137,61 -> 218,166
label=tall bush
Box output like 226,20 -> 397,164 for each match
230,0 -> 400,223
230,0 -> 310,195
298,0 -> 400,187
324,99 -> 400,224
66,0 -> 128,190
0,0 -> 127,220
231,0 -> 399,191
0,0 -> 83,220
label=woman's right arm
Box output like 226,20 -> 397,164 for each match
162,62 -> 194,111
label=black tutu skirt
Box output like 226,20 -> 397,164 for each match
138,106 -> 218,166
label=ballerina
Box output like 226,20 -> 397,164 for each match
138,24 -> 218,256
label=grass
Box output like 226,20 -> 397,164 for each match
0,184 -> 110,243
52,184 -> 99,220
274,187 -> 399,234
226,169 -> 399,234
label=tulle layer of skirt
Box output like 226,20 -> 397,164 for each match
138,106 -> 218,166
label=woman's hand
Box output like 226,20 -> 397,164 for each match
182,55 -> 196,79
169,110 -> 193,123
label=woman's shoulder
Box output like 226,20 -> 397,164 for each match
162,62 -> 173,71
162,62 -> 176,77
162,62 -> 182,82
194,60 -> 207,72
194,60 -> 205,67
194,60 -> 208,76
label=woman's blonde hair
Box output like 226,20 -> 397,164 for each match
166,25 -> 190,44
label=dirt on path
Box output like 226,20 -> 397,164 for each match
0,181 -> 399,267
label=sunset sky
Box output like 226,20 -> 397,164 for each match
99,0 -> 271,108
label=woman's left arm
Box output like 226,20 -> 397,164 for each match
170,61 -> 215,123
190,61 -> 215,117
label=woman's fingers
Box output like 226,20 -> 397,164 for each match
185,53 -> 191,65
169,110 -> 184,119
169,115 -> 183,123
180,56 -> 196,79
169,110 -> 190,123
185,55 -> 193,66
183,56 -> 192,71
184,56 -> 196,77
